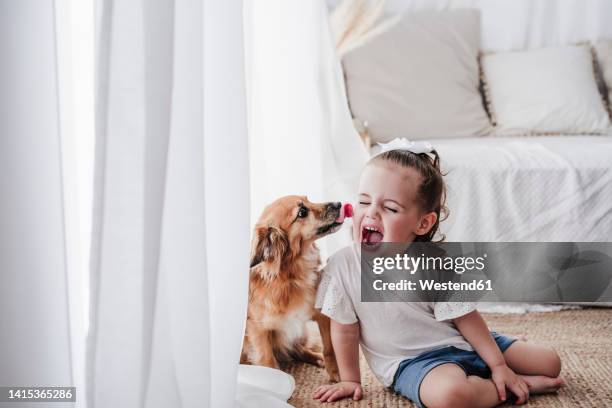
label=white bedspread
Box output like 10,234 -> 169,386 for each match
432,135 -> 612,242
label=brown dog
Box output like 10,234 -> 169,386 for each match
241,196 -> 342,382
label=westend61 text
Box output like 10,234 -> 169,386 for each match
372,279 -> 493,291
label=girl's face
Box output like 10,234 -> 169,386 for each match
353,161 -> 436,245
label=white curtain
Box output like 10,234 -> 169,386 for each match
244,0 -> 369,256
0,2 -> 79,408
88,0 -> 291,407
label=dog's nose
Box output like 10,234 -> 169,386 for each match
329,202 -> 341,210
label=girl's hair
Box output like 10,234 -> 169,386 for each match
370,149 -> 448,242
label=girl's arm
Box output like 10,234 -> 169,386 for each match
454,310 -> 529,404
313,320 -> 362,402
332,320 -> 361,383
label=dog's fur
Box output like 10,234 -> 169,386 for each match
241,196 -> 341,382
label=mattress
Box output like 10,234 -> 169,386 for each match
425,135 -> 612,242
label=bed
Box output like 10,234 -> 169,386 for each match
432,134 -> 612,242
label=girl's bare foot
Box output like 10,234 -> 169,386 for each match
521,375 -> 565,394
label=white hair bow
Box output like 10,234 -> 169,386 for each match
376,138 -> 435,156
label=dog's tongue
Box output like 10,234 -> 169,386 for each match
335,203 -> 354,223
344,203 -> 353,218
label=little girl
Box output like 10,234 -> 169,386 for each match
313,140 -> 564,407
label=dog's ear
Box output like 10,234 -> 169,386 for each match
250,226 -> 289,268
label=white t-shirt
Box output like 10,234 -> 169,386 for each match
315,244 -> 477,387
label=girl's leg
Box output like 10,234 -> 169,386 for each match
419,363 -> 501,408
503,340 -> 564,394
419,342 -> 564,408
503,340 -> 561,377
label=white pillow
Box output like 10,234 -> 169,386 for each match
482,45 -> 610,135
342,9 -> 492,142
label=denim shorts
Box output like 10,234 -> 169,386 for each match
392,332 -> 517,408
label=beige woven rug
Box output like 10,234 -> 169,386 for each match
286,308 -> 612,407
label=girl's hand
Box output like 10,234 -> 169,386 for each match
313,381 -> 362,403
491,364 -> 530,404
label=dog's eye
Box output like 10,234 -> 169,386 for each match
297,206 -> 309,218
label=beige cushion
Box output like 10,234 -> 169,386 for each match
482,45 -> 610,136
594,40 -> 612,116
342,9 -> 491,143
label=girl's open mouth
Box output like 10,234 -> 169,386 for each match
362,226 -> 384,245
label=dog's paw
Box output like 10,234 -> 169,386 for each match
323,356 -> 340,382
325,365 -> 340,382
